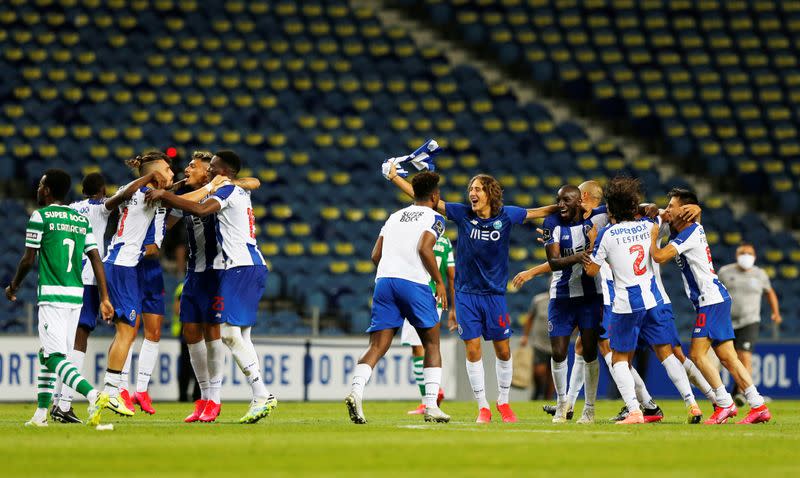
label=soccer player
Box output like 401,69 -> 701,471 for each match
346,171 -> 450,424
146,151 -> 275,424
650,188 -> 771,424
101,152 -> 173,415
50,172 -> 127,422
384,161 -> 557,423
404,233 -> 454,415
584,177 -> 702,424
5,169 -> 114,427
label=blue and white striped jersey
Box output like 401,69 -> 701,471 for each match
669,223 -> 730,309
543,213 -> 602,299
207,184 -> 265,269
69,198 -> 112,285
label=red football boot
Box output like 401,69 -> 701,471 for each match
133,391 -> 156,415
496,403 -> 518,423
185,400 -> 208,423
120,389 -> 135,413
199,400 -> 221,422
476,407 -> 492,423
703,404 -> 737,424
437,388 -> 445,407
407,404 -> 426,415
736,405 -> 771,424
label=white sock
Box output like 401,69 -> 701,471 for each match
59,350 -> 85,412
103,370 -> 122,396
187,341 -> 210,401
612,361 -> 640,413
206,339 -> 225,403
224,326 -> 269,400
465,359 -> 490,409
715,385 -> 734,407
743,385 -> 765,408
551,358 -> 568,403
121,347 -> 133,393
136,339 -> 159,393
33,407 -> 48,421
661,354 -> 696,406
631,365 -> 655,408
584,359 -> 599,408
566,353 -> 585,409
683,359 -> 717,405
495,357 -> 513,406
423,367 -> 442,409
351,363 -> 372,398
603,352 -> 616,380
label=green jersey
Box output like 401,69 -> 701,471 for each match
25,204 -> 98,308
429,235 -> 454,295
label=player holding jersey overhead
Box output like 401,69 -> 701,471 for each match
5,169 -> 114,427
584,178 -> 701,425
346,172 -> 450,424
147,151 -> 274,424
101,152 -> 174,413
651,188 -> 771,424
384,161 -> 556,423
404,234 -> 454,415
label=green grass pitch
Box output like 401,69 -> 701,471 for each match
1,400 -> 798,477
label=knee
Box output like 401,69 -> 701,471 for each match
145,328 -> 161,342
496,348 -> 511,361
689,350 -> 705,365
220,325 -> 241,348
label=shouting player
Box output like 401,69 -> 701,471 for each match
384,161 -> 556,423
404,233 -> 455,415
650,188 -> 771,424
147,151 -> 275,424
5,169 -> 115,427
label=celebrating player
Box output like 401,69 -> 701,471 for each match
584,178 -> 702,424
650,188 -> 771,424
404,233 -> 455,415
5,169 -> 114,427
384,161 -> 556,423
146,151 -> 275,424
346,171 -> 450,424
101,152 -> 173,415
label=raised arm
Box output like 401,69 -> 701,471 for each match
418,232 -> 447,310
147,190 -> 221,218
5,247 -> 37,301
650,224 -> 678,264
234,177 -> 260,190
525,205 -> 559,222
105,172 -> 158,212
385,162 -> 446,215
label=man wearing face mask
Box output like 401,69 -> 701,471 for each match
718,243 -> 782,405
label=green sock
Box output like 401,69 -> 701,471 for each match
45,353 -> 94,398
413,356 -> 425,397
36,351 -> 55,409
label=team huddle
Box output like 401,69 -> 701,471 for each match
5,147 -> 772,427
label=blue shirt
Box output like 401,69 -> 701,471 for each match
543,213 -> 601,299
445,203 -> 527,295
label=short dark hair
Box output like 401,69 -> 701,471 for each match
42,169 -> 71,201
667,187 -> 699,206
604,176 -> 641,222
82,172 -> 105,197
214,150 -> 241,174
412,171 -> 440,200
125,151 -> 171,170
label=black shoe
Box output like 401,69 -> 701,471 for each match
643,405 -> 664,422
610,405 -> 629,422
542,404 -> 574,420
49,405 -> 58,420
52,406 -> 83,424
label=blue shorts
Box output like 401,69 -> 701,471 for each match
692,300 -> 735,346
611,305 -> 673,352
655,303 -> 682,348
138,259 -> 165,316
104,263 -> 140,326
368,278 -> 440,333
455,291 -> 512,341
180,269 -> 223,324
218,266 -> 267,327
600,304 -> 612,340
78,285 -> 99,331
548,295 -> 603,338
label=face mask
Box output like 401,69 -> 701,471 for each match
737,254 -> 756,270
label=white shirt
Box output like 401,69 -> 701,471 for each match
375,205 -> 445,285
104,182 -> 157,267
69,198 -> 112,285
591,221 -> 664,313
207,184 -> 265,269
650,216 -> 673,305
668,223 -> 730,309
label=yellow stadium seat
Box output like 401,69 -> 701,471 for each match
260,243 -> 279,257
271,205 -> 293,220
310,242 -> 330,256
335,243 -> 355,256
354,261 -> 375,274
266,224 -> 286,237
329,261 -> 350,274
368,209 -> 388,221
321,207 -> 341,221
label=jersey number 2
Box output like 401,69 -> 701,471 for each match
629,245 -> 647,276
247,208 -> 256,239
63,238 -> 75,273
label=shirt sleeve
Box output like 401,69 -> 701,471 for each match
444,202 -> 467,222
83,221 -> 98,253
589,206 -> 609,228
505,206 -> 528,225
427,213 -> 446,239
169,207 -> 183,219
590,226 -> 608,266
25,210 -> 44,249
207,184 -> 235,209
542,215 -> 559,245
669,225 -> 700,255
761,268 -> 772,291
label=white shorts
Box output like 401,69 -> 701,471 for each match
401,308 -> 443,346
38,305 -> 80,358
